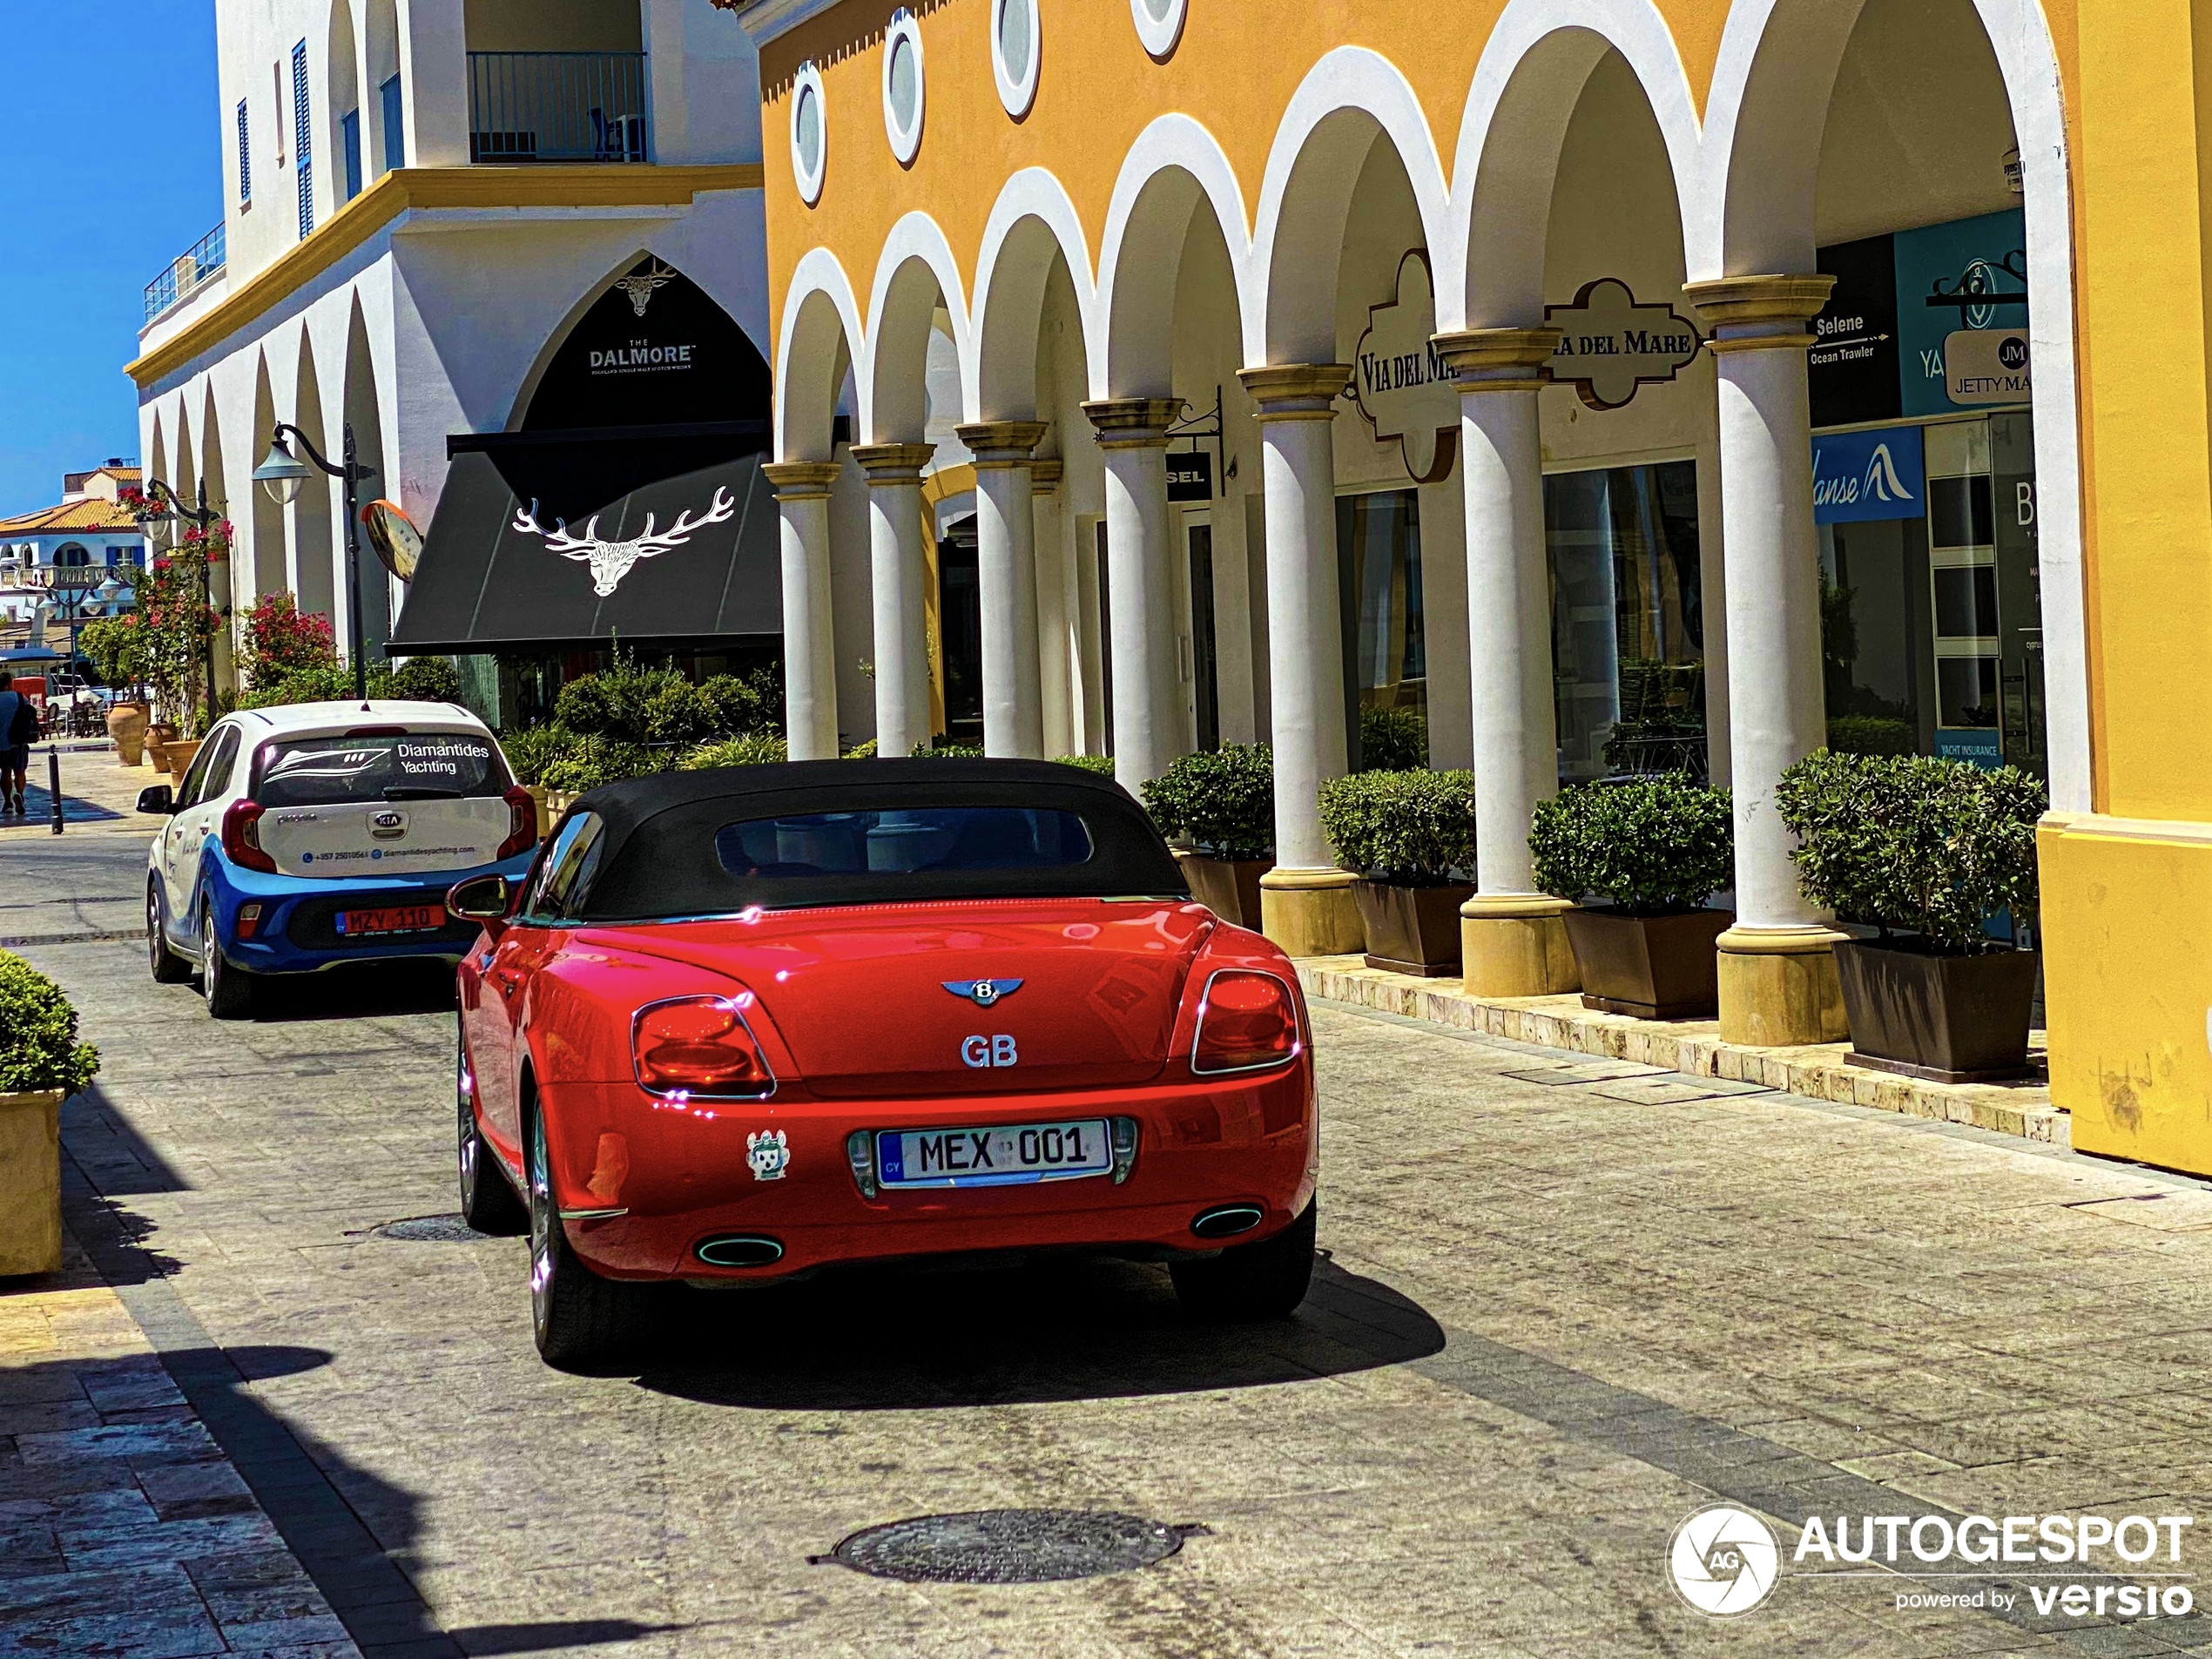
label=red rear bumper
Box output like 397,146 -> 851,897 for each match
536,1063 -> 1318,1281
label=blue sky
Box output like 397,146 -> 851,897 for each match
0,2 -> 220,516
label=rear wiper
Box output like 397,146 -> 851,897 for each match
382,785 -> 463,799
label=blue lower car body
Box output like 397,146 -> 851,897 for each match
189,846 -> 535,976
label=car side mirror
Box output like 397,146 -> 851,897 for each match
446,873 -> 512,923
137,785 -> 173,815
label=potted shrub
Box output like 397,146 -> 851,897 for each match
1530,773 -> 1736,1018
0,952 -> 100,1277
1318,768 -> 1474,973
1358,705 -> 1429,772
1777,751 -> 2046,1082
1141,744 -> 1274,927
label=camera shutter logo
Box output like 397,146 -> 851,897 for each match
1669,1505 -> 1781,1615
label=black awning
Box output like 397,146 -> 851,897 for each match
390,425 -> 780,655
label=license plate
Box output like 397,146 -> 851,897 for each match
876,1118 -> 1113,1189
334,904 -> 444,936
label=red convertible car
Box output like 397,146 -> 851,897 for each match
448,759 -> 1318,1366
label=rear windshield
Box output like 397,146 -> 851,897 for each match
253,732 -> 509,807
578,783 -> 1185,921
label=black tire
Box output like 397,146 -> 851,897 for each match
1170,1198 -> 1318,1320
457,1023 -> 527,1236
526,1096 -> 658,1369
147,883 -> 192,984
200,900 -> 254,1020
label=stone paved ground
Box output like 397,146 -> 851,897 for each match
9,827 -> 2212,1656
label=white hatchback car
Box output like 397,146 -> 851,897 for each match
139,700 -> 540,1016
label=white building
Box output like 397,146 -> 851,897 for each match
0,462 -> 149,629
128,0 -> 779,718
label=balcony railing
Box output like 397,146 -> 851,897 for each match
144,224 -> 226,325
468,51 -> 650,164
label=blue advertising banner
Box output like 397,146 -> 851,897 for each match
1894,208 -> 2029,419
1811,423 -> 1926,524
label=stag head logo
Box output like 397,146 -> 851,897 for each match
614,260 -> 677,318
510,487 -> 737,597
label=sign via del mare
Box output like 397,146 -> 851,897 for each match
1544,279 -> 1703,409
1351,250 -> 1460,484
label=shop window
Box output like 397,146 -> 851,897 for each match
936,516 -> 982,747
1542,462 -> 1705,785
1937,657 -> 2000,730
1188,523 -> 1219,752
1932,566 -> 1999,639
1335,489 -> 1427,768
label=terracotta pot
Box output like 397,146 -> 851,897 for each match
0,1089 -> 64,1278
1352,880 -> 1474,975
1176,852 -> 1269,929
1833,939 -> 2040,1084
1561,907 -> 1734,1019
145,723 -> 177,772
105,702 -> 149,767
165,737 -> 203,789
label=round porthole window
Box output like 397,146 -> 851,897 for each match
882,10 -> 925,165
992,0 -> 1040,119
790,62 -> 826,206
1130,0 -> 1186,60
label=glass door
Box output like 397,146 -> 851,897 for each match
1924,421 -> 2002,768
1186,521 -> 1220,752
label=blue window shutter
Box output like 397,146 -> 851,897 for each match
293,41 -> 313,239
341,111 -> 361,202
237,99 -> 251,203
380,75 -> 403,173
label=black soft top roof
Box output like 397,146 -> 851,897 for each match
566,758 -> 1190,921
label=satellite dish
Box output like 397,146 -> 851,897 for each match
361,499 -> 422,583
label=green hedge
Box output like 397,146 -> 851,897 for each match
1775,751 -> 2045,953
1530,774 -> 1735,914
1318,769 -> 1474,885
1140,744 -> 1273,860
0,953 -> 98,1096
1052,753 -> 1116,776
683,733 -> 792,769
1358,705 -> 1429,772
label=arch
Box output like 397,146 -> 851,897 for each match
1251,47 -> 1453,365
365,0 -> 400,174
327,0 -> 362,207
291,329 -> 337,624
1703,0 -> 2091,810
971,170 -> 1099,421
55,543 -> 91,568
774,248 -> 865,461
172,397 -> 198,516
250,354 -> 286,601
1447,0 -> 1704,330
341,299 -> 391,656
1096,115 -> 1252,397
861,213 -> 974,441
197,381 -> 226,516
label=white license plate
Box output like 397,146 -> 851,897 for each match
876,1118 -> 1113,1190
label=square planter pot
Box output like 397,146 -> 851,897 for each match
1175,852 -> 1269,931
0,1090 -> 64,1278
1352,880 -> 1474,975
1561,907 -> 1733,1019
1833,939 -> 2040,1084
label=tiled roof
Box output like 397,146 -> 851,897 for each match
0,500 -> 145,536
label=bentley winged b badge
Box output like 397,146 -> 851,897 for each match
945,978 -> 1024,1008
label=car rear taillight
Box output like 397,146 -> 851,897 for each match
632,995 -> 774,1099
222,799 -> 277,873
1191,969 -> 1301,1075
496,785 -> 537,860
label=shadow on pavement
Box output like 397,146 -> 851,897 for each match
636,1254 -> 1445,1410
233,958 -> 458,1022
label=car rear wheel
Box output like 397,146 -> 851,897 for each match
1170,1197 -> 1317,1321
456,1025 -> 527,1236
147,884 -> 192,984
200,900 -> 254,1020
526,1099 -> 657,1369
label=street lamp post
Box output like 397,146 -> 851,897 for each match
134,477 -> 221,728
254,423 -> 375,700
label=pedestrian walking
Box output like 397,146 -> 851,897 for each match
0,670 -> 35,815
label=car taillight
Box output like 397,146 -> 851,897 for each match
496,785 -> 536,860
632,995 -> 774,1099
222,799 -> 277,873
1191,969 -> 1301,1075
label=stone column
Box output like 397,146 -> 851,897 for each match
1238,365 -> 1364,958
761,460 -> 843,760
1030,458 -> 1072,757
1683,274 -> 1849,1047
848,442 -> 937,759
1080,398 -> 1184,789
955,421 -> 1050,758
1432,328 -> 1579,995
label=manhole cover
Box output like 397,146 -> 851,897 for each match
374,1214 -> 486,1243
816,1509 -> 1200,1584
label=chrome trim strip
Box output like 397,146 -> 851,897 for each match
558,1206 -> 628,1220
